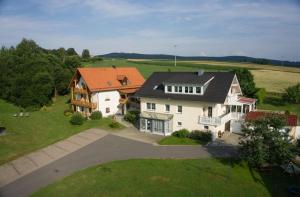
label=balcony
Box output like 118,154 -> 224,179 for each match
71,99 -> 97,109
119,98 -> 128,104
199,112 -> 244,126
73,87 -> 88,94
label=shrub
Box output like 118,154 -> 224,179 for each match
64,109 -> 73,117
90,111 -> 102,120
124,110 -> 139,124
255,88 -> 266,104
282,83 -> 300,104
109,121 -> 121,128
172,129 -> 190,138
189,130 -> 212,143
70,112 -> 85,125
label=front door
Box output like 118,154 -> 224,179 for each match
225,121 -> 230,132
208,107 -> 213,117
146,119 -> 152,131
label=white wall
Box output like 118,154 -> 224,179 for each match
140,97 -> 227,136
91,90 -> 121,117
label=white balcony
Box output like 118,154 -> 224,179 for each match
199,112 -> 244,126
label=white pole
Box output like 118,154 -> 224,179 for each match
174,45 -> 177,67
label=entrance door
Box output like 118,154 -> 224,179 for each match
225,121 -> 230,132
208,107 -> 213,117
146,119 -> 152,131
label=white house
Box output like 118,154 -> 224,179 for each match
70,67 -> 145,117
135,71 -> 256,139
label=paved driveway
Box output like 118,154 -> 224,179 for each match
0,131 -> 238,197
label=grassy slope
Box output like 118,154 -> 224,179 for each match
0,96 -> 122,165
158,136 -> 205,145
32,159 -> 294,197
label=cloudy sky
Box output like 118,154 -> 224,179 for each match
0,0 -> 300,61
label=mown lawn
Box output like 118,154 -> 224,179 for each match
32,159 -> 295,197
0,96 -> 123,165
158,136 -> 206,145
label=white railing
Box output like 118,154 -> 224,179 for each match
199,112 -> 244,126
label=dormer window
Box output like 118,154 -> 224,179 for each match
167,85 -> 172,92
174,86 -> 178,92
185,87 -> 188,93
196,87 -> 201,93
179,86 -> 182,92
189,87 -> 193,93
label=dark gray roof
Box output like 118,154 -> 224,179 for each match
162,72 -> 214,84
135,71 -> 235,103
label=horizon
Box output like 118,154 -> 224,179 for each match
1,0 -> 300,61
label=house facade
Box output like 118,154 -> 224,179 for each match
70,67 -> 145,117
135,71 -> 256,139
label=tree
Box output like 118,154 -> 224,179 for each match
255,88 -> 266,104
240,115 -> 296,168
82,49 -> 90,59
54,68 -> 72,95
282,83 -> 300,104
66,48 -> 78,56
65,55 -> 81,71
233,68 -> 257,97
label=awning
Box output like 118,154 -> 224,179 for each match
140,111 -> 173,121
119,88 -> 138,94
237,97 -> 256,104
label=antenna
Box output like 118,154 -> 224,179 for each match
174,45 -> 177,67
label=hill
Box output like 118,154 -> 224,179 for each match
98,52 -> 300,68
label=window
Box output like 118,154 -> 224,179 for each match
105,98 -> 110,101
179,86 -> 182,92
174,86 -> 178,92
204,125 -> 209,130
177,106 -> 182,113
177,122 -> 182,127
147,103 -> 151,109
167,86 -> 172,92
185,87 -> 188,93
196,87 -> 201,94
189,86 -> 193,93
147,103 -> 156,110
106,107 -> 110,113
165,104 -> 170,112
208,107 -> 213,117
152,103 -> 156,110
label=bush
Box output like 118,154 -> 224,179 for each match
109,121 -> 121,128
189,130 -> 212,142
282,83 -> 300,104
255,88 -> 266,104
90,111 -> 102,120
124,110 -> 139,124
172,129 -> 190,138
70,112 -> 85,125
64,109 -> 73,117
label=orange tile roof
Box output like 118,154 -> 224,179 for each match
75,67 -> 145,92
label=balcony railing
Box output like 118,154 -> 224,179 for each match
119,98 -> 128,104
199,112 -> 244,126
73,87 -> 88,94
71,99 -> 97,109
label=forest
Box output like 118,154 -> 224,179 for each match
0,39 -> 83,109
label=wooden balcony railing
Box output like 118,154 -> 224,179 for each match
71,99 -> 97,109
119,98 -> 128,104
73,87 -> 88,94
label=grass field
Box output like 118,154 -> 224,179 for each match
32,159 -> 295,197
0,96 -> 122,165
158,136 -> 204,145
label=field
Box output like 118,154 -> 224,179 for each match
32,159 -> 295,197
84,59 -> 300,93
0,96 -> 122,165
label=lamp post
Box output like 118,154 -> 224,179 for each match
174,45 -> 177,67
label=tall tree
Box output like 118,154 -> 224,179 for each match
233,68 -> 257,97
82,49 -> 90,59
240,115 -> 296,168
66,48 -> 78,56
282,83 -> 300,104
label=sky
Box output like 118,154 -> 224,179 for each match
0,0 -> 300,61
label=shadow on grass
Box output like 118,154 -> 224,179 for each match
204,145 -> 299,197
264,96 -> 285,106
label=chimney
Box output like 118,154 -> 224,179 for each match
112,65 -> 116,69
197,70 -> 204,76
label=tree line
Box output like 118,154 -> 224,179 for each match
0,38 -> 96,109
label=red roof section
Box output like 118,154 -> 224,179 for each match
77,67 -> 145,92
245,111 -> 298,126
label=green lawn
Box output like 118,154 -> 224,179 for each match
158,136 -> 206,145
0,96 -> 123,165
32,159 -> 295,197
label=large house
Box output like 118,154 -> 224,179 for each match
70,67 -> 145,117
135,71 -> 256,139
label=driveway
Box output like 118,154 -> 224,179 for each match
0,130 -> 238,197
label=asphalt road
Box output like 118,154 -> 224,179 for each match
0,134 -> 238,197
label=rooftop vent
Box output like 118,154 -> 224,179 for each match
197,70 -> 204,76
112,65 -> 116,69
